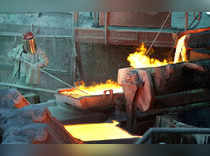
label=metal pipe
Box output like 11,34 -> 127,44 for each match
40,69 -> 75,88
19,59 -> 89,95
40,66 -> 88,94
93,12 -> 99,27
136,128 -> 210,144
185,12 -> 189,30
0,32 -> 72,38
72,12 -> 79,83
0,82 -> 57,94
73,12 -> 79,27
145,13 -> 170,55
104,12 -> 110,45
189,12 -> 202,29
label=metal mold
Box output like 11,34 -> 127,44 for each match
55,88 -> 124,111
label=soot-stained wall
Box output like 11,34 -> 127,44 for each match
78,43 -> 133,84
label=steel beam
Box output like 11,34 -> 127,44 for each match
75,28 -> 176,47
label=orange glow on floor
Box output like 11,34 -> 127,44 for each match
64,121 -> 140,141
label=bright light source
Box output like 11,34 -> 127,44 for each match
206,12 -> 210,15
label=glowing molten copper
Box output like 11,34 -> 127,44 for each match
174,35 -> 188,63
64,121 -> 140,141
127,42 -> 169,68
59,80 -> 123,98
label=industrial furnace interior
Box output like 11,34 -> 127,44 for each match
1,12 -> 210,144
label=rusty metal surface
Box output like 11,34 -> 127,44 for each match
190,50 -> 210,61
118,60 -> 210,113
0,88 -> 30,109
118,68 -> 156,130
118,68 -> 155,112
99,12 -> 171,28
75,28 -> 175,47
33,109 -> 83,144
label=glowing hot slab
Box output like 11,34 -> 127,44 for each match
64,121 -> 140,142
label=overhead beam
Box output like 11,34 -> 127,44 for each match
75,27 -> 176,47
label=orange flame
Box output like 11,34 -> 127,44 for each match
59,80 -> 123,98
64,120 -> 140,141
127,42 -> 169,68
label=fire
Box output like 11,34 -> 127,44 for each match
60,36 -> 188,98
174,35 -> 188,63
127,42 -> 169,68
64,120 -> 140,141
127,36 -> 189,68
59,80 -> 123,98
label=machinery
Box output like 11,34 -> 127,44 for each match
30,58 -> 210,144
1,12 -> 210,144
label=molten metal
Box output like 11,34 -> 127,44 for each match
64,121 -> 140,141
174,35 -> 188,63
59,80 -> 123,98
